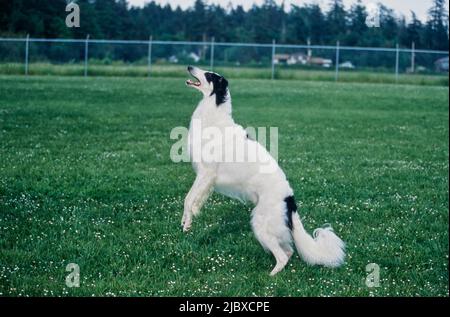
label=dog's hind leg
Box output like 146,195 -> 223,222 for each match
251,207 -> 290,276
267,241 -> 289,276
280,242 -> 294,260
259,233 -> 289,276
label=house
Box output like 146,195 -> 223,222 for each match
274,52 -> 333,68
274,54 -> 290,64
435,57 -> 449,72
309,57 -> 333,68
287,53 -> 308,65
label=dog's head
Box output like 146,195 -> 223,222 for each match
186,66 -> 229,106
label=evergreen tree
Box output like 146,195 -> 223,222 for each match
326,0 -> 347,42
425,0 -> 449,50
306,4 -> 326,44
403,12 -> 424,48
378,4 -> 398,44
286,5 -> 309,44
188,0 -> 207,41
72,0 -> 103,39
346,0 -> 368,46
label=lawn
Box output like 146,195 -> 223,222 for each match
0,62 -> 448,86
0,75 -> 448,296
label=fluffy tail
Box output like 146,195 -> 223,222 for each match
291,213 -> 345,268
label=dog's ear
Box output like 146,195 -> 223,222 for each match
211,76 -> 228,106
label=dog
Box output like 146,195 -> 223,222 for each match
182,66 -> 345,275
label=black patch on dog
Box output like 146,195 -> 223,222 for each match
284,195 -> 297,231
205,72 -> 228,106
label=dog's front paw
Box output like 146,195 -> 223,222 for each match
181,213 -> 192,232
182,220 -> 192,232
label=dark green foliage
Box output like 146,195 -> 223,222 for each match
424,0 -> 449,51
0,0 -> 448,50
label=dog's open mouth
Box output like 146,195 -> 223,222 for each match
186,72 -> 201,87
186,79 -> 201,87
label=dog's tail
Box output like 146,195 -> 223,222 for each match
289,206 -> 345,268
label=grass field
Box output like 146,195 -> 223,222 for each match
0,62 -> 448,86
0,75 -> 448,297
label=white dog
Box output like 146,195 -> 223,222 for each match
182,66 -> 345,275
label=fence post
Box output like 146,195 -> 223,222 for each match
84,34 -> 90,77
411,41 -> 415,73
25,34 -> 30,76
335,40 -> 340,82
210,37 -> 215,71
148,35 -> 153,78
307,37 -> 311,60
395,43 -> 399,83
271,39 -> 276,80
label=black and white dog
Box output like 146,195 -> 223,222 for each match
182,66 -> 345,275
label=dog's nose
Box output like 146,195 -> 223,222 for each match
187,65 -> 193,72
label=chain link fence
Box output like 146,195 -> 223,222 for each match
0,36 -> 448,84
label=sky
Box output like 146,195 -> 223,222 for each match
127,0 -> 447,22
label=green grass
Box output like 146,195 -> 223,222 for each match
0,62 -> 448,86
0,75 -> 448,297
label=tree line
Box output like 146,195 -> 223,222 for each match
0,0 -> 448,70
0,0 -> 448,50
